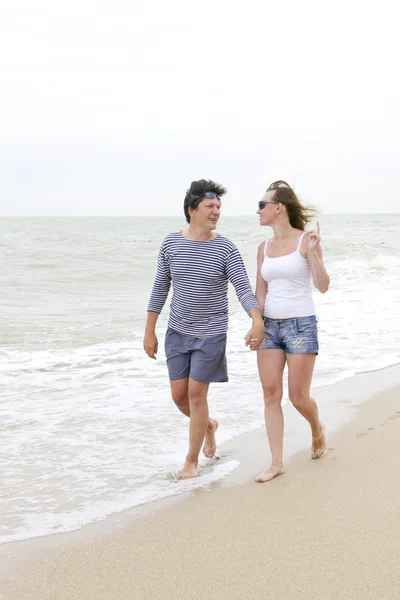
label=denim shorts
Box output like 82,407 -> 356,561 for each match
164,328 -> 228,382
259,315 -> 319,354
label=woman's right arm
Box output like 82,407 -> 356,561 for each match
255,242 -> 268,313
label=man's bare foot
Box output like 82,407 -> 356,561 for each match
203,419 -> 218,458
312,424 -> 326,459
177,460 -> 199,480
255,466 -> 285,483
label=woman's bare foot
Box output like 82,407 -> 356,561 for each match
255,465 -> 285,483
177,460 -> 199,480
202,419 -> 218,458
312,424 -> 326,459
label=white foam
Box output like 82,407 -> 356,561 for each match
0,461 -> 239,544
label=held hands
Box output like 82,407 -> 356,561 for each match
244,319 -> 265,351
143,331 -> 158,359
304,221 -> 321,254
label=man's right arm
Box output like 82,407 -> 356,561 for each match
143,242 -> 171,359
144,311 -> 159,359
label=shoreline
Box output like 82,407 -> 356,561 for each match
1,362 -> 400,596
1,361 -> 399,550
2,365 -> 400,598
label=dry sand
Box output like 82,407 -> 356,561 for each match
1,366 -> 400,600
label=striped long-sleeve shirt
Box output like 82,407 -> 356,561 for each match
147,232 -> 259,337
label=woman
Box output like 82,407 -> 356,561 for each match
251,180 -> 330,482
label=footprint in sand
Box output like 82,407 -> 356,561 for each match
357,428 -> 374,438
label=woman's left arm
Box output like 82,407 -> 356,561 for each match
304,222 -> 330,294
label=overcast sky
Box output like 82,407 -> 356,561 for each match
1,0 -> 399,216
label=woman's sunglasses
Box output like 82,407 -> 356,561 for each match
258,200 -> 278,210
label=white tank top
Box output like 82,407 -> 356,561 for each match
261,232 -> 315,319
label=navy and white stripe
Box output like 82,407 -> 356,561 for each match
147,232 -> 259,337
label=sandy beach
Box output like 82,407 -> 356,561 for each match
1,365 -> 400,600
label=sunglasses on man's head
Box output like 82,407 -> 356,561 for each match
258,200 -> 278,210
190,191 -> 221,203
202,192 -> 220,200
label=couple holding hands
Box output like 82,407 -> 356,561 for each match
144,179 -> 330,481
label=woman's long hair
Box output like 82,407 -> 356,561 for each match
267,180 -> 317,231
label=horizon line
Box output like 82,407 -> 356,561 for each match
1,212 -> 399,218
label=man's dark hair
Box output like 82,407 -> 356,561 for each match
183,179 -> 227,223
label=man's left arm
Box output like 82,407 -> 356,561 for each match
225,248 -> 265,350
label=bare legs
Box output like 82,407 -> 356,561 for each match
286,354 -> 326,459
256,351 -> 326,483
170,378 -> 218,479
255,350 -> 286,482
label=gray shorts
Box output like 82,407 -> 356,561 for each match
164,328 -> 228,383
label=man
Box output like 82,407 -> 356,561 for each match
143,179 -> 264,479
